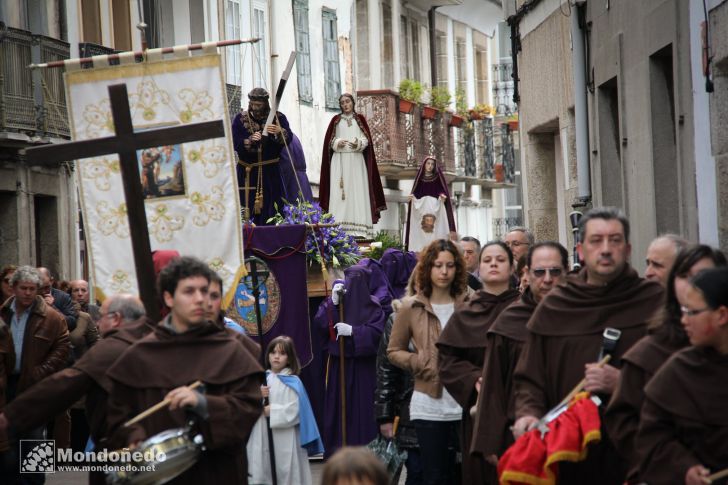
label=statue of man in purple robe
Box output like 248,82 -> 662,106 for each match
232,87 -> 292,224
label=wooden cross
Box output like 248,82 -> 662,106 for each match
24,83 -> 225,321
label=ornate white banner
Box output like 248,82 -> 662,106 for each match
65,54 -> 243,305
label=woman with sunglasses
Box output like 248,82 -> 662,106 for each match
637,267 -> 728,485
436,241 -> 520,484
387,239 -> 470,485
605,245 -> 726,483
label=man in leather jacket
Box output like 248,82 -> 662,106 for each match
375,314 -> 423,485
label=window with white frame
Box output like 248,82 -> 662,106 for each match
293,0 -> 312,103
252,1 -> 268,89
322,8 -> 341,110
225,0 -> 242,86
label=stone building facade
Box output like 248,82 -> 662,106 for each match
508,0 -> 719,268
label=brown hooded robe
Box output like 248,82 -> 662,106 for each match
106,321 -> 264,484
513,266 -> 663,485
471,288 -> 538,467
637,346 -> 728,485
436,288 -> 520,485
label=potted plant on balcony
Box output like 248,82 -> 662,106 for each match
449,88 -> 467,127
398,79 -> 423,114
427,86 -> 451,120
469,103 -> 494,121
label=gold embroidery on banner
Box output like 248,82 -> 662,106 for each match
148,204 -> 185,242
96,201 -> 129,238
109,270 -> 133,292
129,80 -> 171,121
178,88 -> 214,122
82,158 -> 120,191
82,99 -> 114,138
186,142 -> 226,177
208,257 -> 232,279
190,186 -> 225,226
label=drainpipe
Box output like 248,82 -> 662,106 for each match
428,7 -> 438,88
570,2 -> 591,205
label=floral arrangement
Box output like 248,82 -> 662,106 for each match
268,200 -> 361,268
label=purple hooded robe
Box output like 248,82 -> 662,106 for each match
314,265 -> 385,457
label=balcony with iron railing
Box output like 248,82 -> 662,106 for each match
493,59 -> 517,116
356,90 -> 456,180
356,90 -> 516,188
455,117 -> 517,188
0,24 -> 70,140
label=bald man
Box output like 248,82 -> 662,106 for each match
0,294 -> 152,484
644,235 -> 688,287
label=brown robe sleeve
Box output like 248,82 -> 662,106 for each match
106,381 -> 149,448
437,344 -> 481,409
5,367 -> 93,433
513,332 -> 549,419
604,360 -> 648,479
636,399 -> 700,483
472,333 -> 522,457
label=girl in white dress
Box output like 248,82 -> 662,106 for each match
246,336 -> 322,485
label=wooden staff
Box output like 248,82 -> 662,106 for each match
338,290 -> 347,447
123,380 -> 203,428
707,467 -> 728,484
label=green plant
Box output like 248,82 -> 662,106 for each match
367,231 -> 403,260
429,86 -> 452,112
398,79 -> 423,104
455,87 -> 468,117
471,103 -> 495,118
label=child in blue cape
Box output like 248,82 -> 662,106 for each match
246,335 -> 323,485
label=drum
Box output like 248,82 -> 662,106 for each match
106,427 -> 204,485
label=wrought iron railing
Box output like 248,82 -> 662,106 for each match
499,122 -> 517,184
356,90 -> 455,174
0,25 -> 70,138
37,35 -> 70,137
0,25 -> 36,133
493,60 -> 517,116
492,216 -> 523,239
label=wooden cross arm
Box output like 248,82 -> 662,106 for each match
23,120 -> 226,166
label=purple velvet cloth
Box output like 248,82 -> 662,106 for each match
279,132 -> 314,203
380,248 -> 414,300
357,258 -> 393,318
314,265 -> 385,457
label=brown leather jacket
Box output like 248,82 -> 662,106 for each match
0,296 -> 71,394
387,292 -> 470,398
0,321 -> 13,451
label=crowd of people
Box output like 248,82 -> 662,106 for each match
0,205 -> 726,485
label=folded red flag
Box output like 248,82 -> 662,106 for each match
498,392 -> 602,485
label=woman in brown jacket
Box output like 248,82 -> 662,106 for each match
388,239 -> 469,485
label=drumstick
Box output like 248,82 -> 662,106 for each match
706,467 -> 728,483
123,380 -> 203,428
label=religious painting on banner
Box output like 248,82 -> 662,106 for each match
135,131 -> 187,200
64,54 -> 245,304
226,225 -> 313,366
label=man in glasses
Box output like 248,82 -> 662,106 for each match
511,207 -> 663,485
471,242 -> 568,478
504,228 -> 533,262
505,228 -> 533,288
